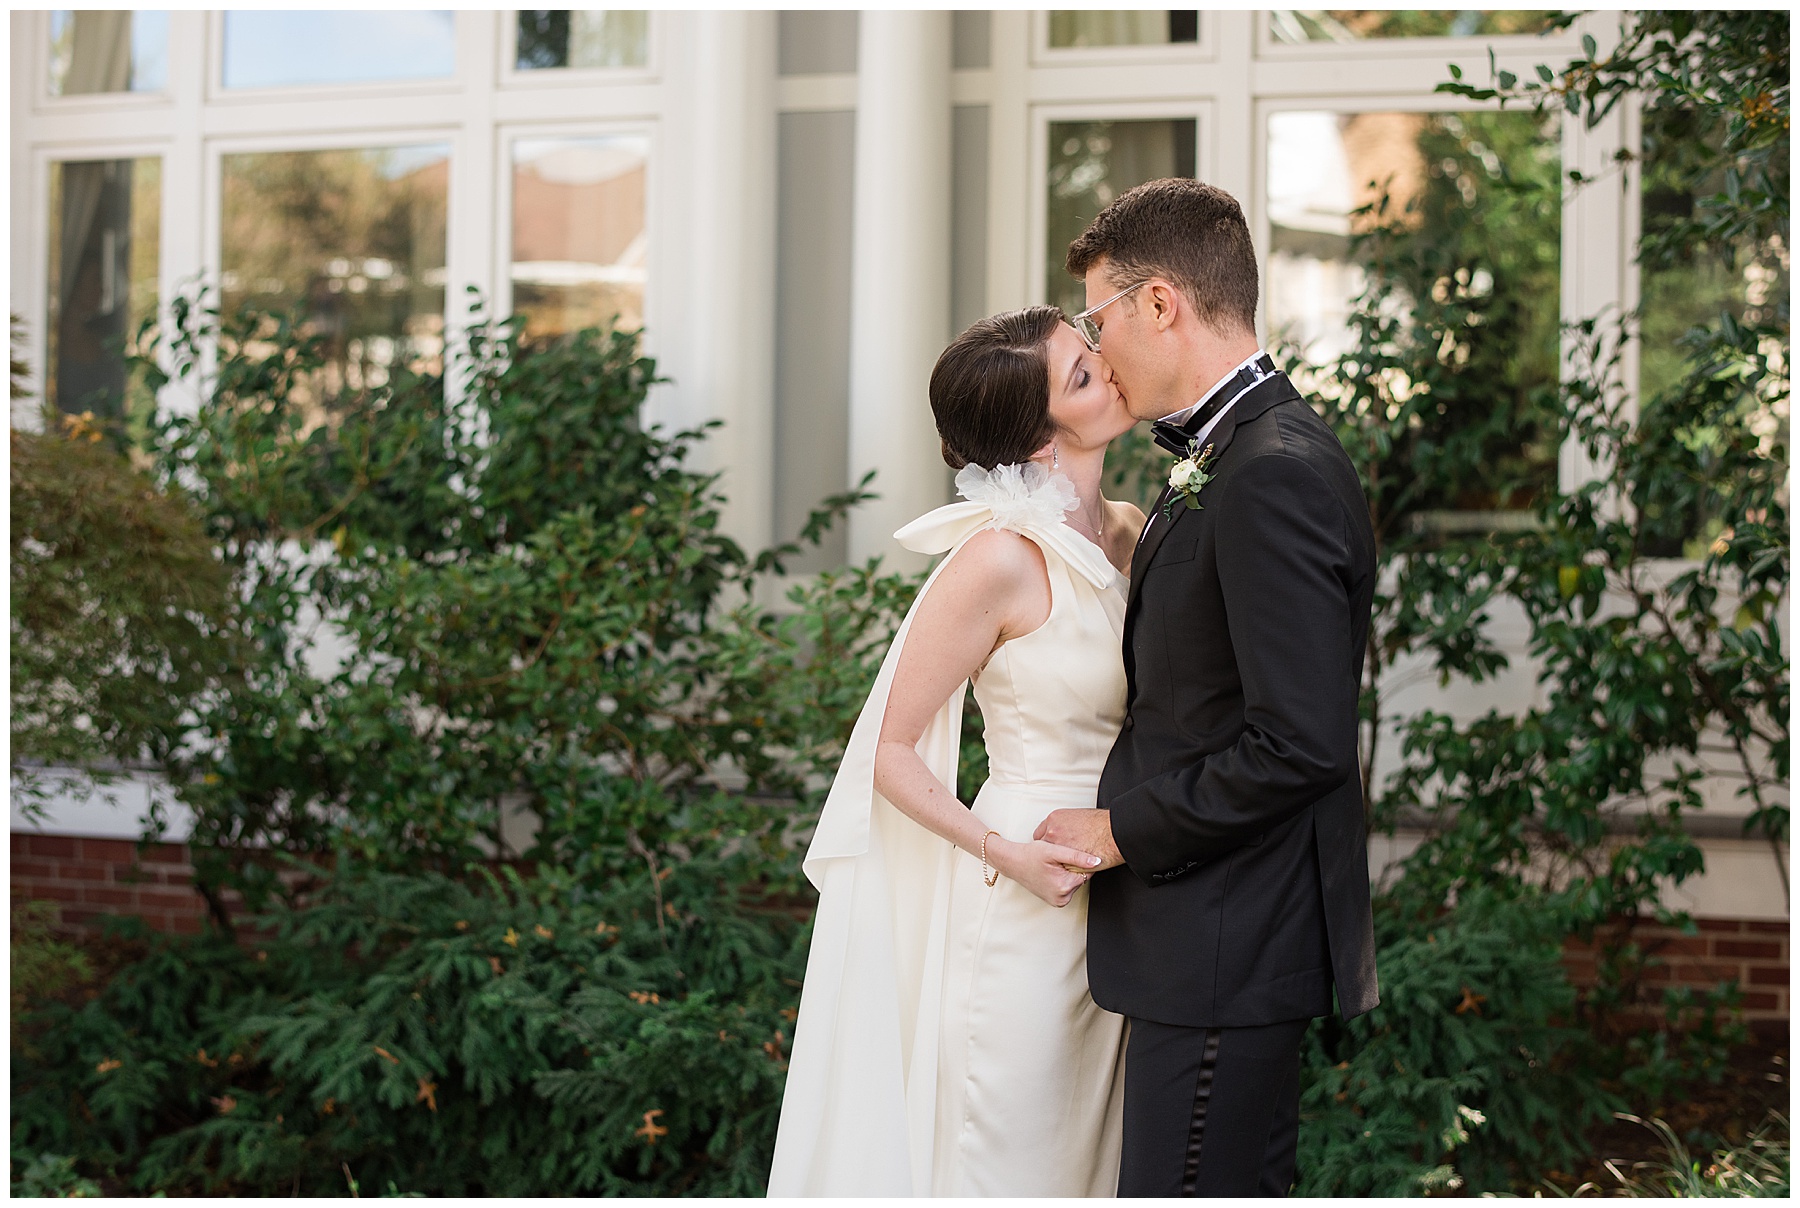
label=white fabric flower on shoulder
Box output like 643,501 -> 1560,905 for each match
954,462 -> 1079,535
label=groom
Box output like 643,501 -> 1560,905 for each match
1036,178 -> 1378,1197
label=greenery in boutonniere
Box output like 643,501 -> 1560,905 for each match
1161,439 -> 1216,519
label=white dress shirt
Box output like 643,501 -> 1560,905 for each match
1138,350 -> 1273,543
1157,349 -> 1273,448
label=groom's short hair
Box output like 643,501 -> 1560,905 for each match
1065,178 -> 1259,338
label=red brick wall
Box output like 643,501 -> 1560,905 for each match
1562,917 -> 1789,1032
12,831 -> 1791,1031
12,833 -> 207,935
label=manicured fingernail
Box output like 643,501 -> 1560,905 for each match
1088,855 -> 1101,866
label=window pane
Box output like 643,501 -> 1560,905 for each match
778,11 -> 857,76
1049,11 -> 1197,48
516,11 -> 649,70
511,136 -> 648,343
1267,109 -> 1562,512
1046,118 -> 1196,313
1635,101 -> 1790,557
1268,10 -> 1555,43
222,12 -> 455,90
46,157 -> 161,417
48,11 -> 168,95
221,146 -> 449,394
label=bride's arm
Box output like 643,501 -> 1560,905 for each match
873,529 -> 1103,908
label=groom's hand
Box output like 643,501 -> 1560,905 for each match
1034,809 -> 1124,872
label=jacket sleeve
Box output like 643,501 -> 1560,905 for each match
1109,451 -> 1361,885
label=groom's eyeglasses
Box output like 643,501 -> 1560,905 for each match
1068,280 -> 1149,353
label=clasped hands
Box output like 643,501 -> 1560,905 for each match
1033,807 -> 1124,873
987,809 -> 1123,910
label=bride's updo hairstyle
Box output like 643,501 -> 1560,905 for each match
929,306 -> 1064,470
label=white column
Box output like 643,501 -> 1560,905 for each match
984,9 -> 1032,314
446,10 -> 500,366
1558,10 -> 1634,501
847,10 -> 954,568
12,12 -> 45,424
667,11 -> 779,556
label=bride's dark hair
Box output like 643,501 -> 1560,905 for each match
929,306 -> 1064,470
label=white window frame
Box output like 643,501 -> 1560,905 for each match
1031,9 -> 1219,67
493,120 -> 660,355
27,139 -> 174,420
1029,99 -> 1215,307
206,10 -> 464,106
1255,10 -> 1583,63
33,9 -> 176,113
498,10 -> 662,91
204,130 -> 461,352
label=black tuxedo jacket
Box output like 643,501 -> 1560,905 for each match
1090,373 -> 1380,1028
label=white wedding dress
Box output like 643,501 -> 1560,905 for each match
768,463 -> 1129,1197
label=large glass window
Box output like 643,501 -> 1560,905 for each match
1045,118 -> 1196,313
46,157 -> 161,418
1267,10 -> 1555,43
515,11 -> 649,70
220,146 -> 449,396
1267,108 -> 1562,513
1634,93 -> 1790,557
509,136 -> 648,343
48,11 -> 168,96
1049,12 -> 1198,48
221,12 -> 455,90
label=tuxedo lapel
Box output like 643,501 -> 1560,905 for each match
1127,489 -> 1184,615
1121,373 -> 1302,619
1197,373 -> 1297,464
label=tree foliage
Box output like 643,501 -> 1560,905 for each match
129,296 -> 905,914
10,410 -> 235,778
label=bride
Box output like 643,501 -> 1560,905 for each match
768,306 -> 1143,1196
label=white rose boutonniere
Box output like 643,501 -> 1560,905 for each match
1162,439 -> 1216,519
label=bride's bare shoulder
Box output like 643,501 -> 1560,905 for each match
941,527 -> 1049,586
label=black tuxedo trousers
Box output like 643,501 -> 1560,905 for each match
1092,377 -> 1379,1194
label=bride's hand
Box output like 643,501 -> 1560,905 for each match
991,837 -> 1103,908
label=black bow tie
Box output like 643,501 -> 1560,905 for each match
1151,419 -> 1197,456
1150,354 -> 1279,456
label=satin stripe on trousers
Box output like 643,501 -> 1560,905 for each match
1117,1017 -> 1309,1197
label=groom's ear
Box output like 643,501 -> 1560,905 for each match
1145,281 -> 1182,333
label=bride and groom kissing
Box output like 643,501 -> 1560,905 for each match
768,177 -> 1379,1197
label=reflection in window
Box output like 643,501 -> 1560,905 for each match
47,158 -> 161,417
1267,10 -> 1554,43
516,11 -> 649,70
1635,100 -> 1790,557
48,11 -> 168,96
1049,11 -> 1197,48
1046,119 -> 1195,313
221,12 -> 455,90
1267,109 -> 1562,513
511,136 -> 648,343
221,146 -> 449,396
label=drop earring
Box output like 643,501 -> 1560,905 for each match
1052,444 -> 1060,471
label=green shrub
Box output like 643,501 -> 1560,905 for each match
11,901 -> 94,1048
1297,885 -> 1619,1195
10,855 -> 807,1196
